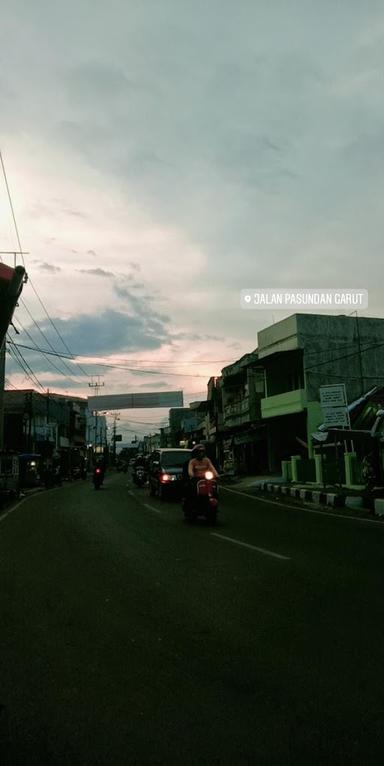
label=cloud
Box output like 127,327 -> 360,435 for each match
65,61 -> 134,107
36,262 -> 61,273
28,308 -> 172,355
3,0 -> 384,385
77,268 -> 115,278
171,331 -> 224,342
112,279 -> 171,325
137,381 -> 169,388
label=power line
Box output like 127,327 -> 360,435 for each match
303,340 -> 378,360
26,279 -> 91,376
104,358 -> 234,365
304,338 -> 384,372
306,371 -> 384,381
0,149 -> 90,377
0,150 -> 25,268
4,377 -> 19,390
9,342 -> 212,377
6,337 -> 46,392
12,317 -> 84,387
7,342 -> 45,393
19,299 -> 90,380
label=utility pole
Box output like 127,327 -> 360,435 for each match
88,377 -> 104,458
27,391 -> 33,452
112,412 -> 120,465
355,313 -> 364,397
349,310 -> 364,397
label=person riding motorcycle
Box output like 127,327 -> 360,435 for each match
183,445 -> 217,497
134,454 -> 147,470
188,445 -> 218,480
182,445 -> 219,518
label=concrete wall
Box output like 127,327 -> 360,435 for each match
297,314 -> 384,403
258,315 -> 299,358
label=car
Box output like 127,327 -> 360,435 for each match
148,448 -> 192,501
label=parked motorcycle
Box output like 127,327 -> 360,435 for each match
133,466 -> 147,487
182,471 -> 218,524
93,467 -> 104,490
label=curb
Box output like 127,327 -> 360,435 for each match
244,481 -> 377,513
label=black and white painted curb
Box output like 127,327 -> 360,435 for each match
251,481 -> 383,512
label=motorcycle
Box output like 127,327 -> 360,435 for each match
93,467 -> 104,490
133,466 -> 147,487
182,470 -> 218,525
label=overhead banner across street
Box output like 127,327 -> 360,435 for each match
88,391 -> 184,412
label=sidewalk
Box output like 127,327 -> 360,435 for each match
222,473 -> 384,517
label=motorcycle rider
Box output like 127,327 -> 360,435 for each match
183,444 -> 217,500
182,445 -> 198,498
188,444 -> 218,480
182,444 -> 218,517
134,454 -> 146,470
94,457 -> 106,484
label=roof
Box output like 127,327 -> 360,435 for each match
221,349 -> 258,378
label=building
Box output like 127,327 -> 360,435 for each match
3,389 -> 88,473
86,410 -> 107,453
220,351 -> 267,474
204,377 -> 223,464
182,401 -> 209,447
160,425 -> 171,447
169,407 -> 197,447
143,432 -> 161,452
258,313 -> 384,471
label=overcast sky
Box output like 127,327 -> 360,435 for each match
1,1 -> 384,441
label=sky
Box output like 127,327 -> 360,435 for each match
1,0 -> 384,442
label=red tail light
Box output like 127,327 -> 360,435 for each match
96,468 -> 101,474
160,473 -> 171,482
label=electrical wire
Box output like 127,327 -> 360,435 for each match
303,341 -> 378,360
19,300 -> 88,380
25,280 -> 91,376
306,371 -> 384,381
7,342 -> 45,393
103,358 -> 234,365
0,149 -> 90,377
0,150 -> 25,268
4,377 -> 19,390
6,337 -> 46,392
303,338 -> 384,372
13,317 -> 86,387
9,342 -> 213,377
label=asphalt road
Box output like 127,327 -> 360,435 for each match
1,472 -> 384,765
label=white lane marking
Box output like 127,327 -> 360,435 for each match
211,532 -> 291,560
143,503 -> 161,515
0,496 -> 29,522
222,486 -> 384,526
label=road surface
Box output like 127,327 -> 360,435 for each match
1,472 -> 384,764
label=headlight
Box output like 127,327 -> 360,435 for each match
205,471 -> 214,480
